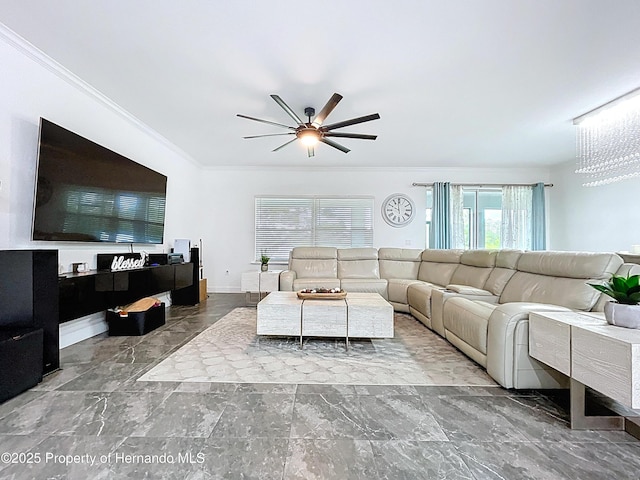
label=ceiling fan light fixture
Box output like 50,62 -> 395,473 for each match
297,129 -> 320,146
238,93 -> 379,155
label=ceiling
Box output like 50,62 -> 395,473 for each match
1,0 -> 640,169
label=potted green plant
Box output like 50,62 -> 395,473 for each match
589,274 -> 640,328
260,253 -> 270,272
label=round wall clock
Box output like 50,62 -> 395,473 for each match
382,193 -> 415,227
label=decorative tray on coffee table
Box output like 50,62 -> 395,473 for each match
296,288 -> 347,300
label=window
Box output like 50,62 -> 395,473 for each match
463,189 -> 502,249
255,196 -> 374,262
425,187 -> 502,249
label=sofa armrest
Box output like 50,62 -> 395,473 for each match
445,284 -> 494,296
486,302 -> 571,389
279,270 -> 296,291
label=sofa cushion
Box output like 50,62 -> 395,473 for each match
337,247 -> 378,261
500,251 -> 623,310
378,248 -> 422,279
338,260 -> 380,279
500,273 -> 603,311
407,282 -> 440,319
293,278 -> 341,290
290,247 -> 337,260
450,265 -> 492,290
483,268 -> 517,296
495,249 -> 522,269
338,248 -> 380,279
445,285 -> 494,296
516,251 -> 622,279
288,246 -> 338,280
387,278 -> 422,304
340,278 -> 387,297
460,249 -> 497,268
418,249 -> 463,285
290,258 -> 338,279
421,249 -> 465,263
443,299 -> 497,355
418,262 -> 459,286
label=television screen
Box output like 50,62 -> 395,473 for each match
32,118 -> 167,244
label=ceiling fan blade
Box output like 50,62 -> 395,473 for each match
272,138 -> 298,152
324,132 -> 377,140
311,93 -> 343,128
321,113 -> 381,131
243,133 -> 295,139
237,114 -> 295,130
320,137 -> 350,154
270,95 -> 305,126
307,146 -> 315,157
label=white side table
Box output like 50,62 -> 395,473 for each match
240,270 -> 282,303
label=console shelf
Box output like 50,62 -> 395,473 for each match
58,262 -> 194,322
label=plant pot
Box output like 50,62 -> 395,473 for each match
261,263 -> 268,272
604,302 -> 640,328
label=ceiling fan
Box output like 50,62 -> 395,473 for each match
237,93 -> 380,157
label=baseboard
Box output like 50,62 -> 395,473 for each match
210,286 -> 243,293
59,313 -> 107,348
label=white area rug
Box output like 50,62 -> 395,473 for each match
139,308 -> 497,386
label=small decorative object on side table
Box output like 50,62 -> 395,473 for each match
589,273 -> 640,328
260,252 -> 270,272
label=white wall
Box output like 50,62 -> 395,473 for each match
201,166 -> 550,292
0,28 -> 202,265
548,159 -> 640,252
0,24 -> 559,339
0,27 -> 202,344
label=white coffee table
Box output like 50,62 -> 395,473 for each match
256,291 -> 301,336
256,291 -> 393,349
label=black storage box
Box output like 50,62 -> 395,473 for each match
0,328 -> 44,403
106,303 -> 166,336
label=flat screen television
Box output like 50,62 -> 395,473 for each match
32,118 -> 167,244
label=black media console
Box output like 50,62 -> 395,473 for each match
0,248 -> 199,404
58,260 -> 196,322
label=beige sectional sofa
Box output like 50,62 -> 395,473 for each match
279,246 -> 636,389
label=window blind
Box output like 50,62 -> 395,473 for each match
255,196 -> 374,262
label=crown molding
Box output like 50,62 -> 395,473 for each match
201,164 -> 551,175
0,22 -> 201,168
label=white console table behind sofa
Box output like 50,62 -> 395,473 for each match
530,311 -> 640,439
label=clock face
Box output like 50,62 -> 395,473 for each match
382,194 -> 415,227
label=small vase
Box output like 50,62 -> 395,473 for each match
261,263 -> 268,272
604,302 -> 640,328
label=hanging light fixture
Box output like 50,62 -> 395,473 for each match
573,87 -> 640,187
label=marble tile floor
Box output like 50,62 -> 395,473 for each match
0,293 -> 639,479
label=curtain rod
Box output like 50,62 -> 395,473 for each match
411,182 -> 553,188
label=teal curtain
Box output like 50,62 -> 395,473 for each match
531,182 -> 546,250
430,182 -> 451,249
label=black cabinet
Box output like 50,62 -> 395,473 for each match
58,262 -> 194,322
171,248 -> 200,305
0,328 -> 44,403
0,249 -> 59,402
